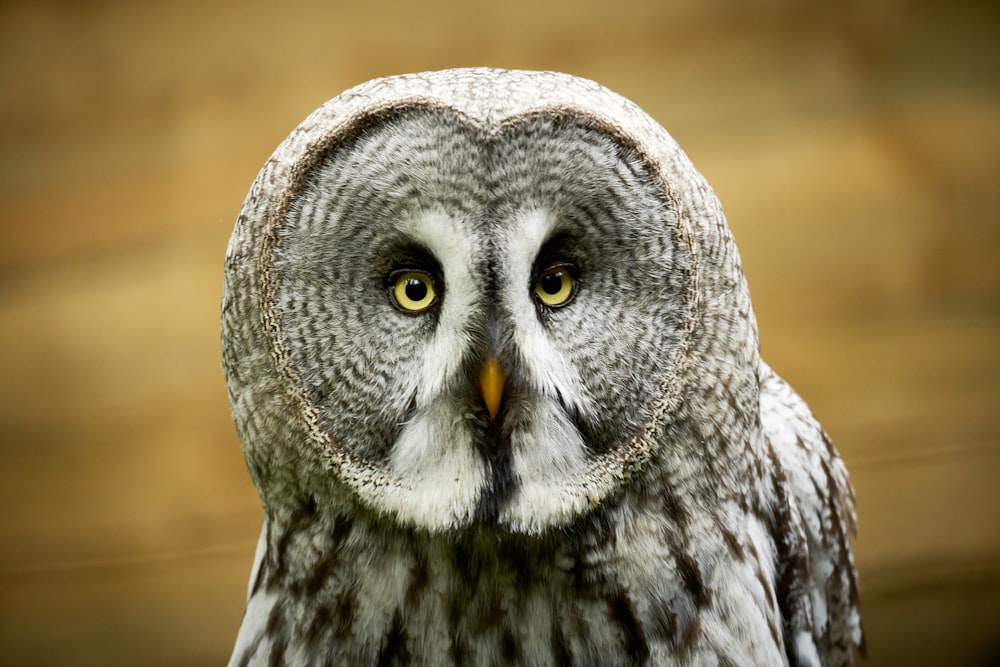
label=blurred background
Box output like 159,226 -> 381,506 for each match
1,0 -> 997,664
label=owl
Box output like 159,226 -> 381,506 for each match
221,68 -> 863,666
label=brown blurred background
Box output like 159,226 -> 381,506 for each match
1,0 -> 997,664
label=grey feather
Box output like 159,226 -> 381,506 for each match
222,68 -> 863,666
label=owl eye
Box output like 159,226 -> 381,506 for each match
533,262 -> 576,308
389,270 -> 438,314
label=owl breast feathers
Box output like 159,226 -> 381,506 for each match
222,68 -> 863,666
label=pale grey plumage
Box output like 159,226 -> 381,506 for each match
222,68 -> 863,666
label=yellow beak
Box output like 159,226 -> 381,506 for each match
479,356 -> 505,420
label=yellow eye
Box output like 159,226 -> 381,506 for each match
391,271 -> 437,313
533,264 -> 576,307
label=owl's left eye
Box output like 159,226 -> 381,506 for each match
389,270 -> 438,314
533,262 -> 577,308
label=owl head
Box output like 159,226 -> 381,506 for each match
222,68 -> 760,535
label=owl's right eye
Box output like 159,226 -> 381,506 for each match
533,262 -> 577,308
388,270 -> 438,314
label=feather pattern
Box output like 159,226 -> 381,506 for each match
222,68 -> 862,665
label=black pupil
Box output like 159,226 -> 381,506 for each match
539,271 -> 564,295
404,278 -> 428,303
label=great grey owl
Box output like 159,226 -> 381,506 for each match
222,68 -> 863,666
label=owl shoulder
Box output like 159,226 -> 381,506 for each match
758,363 -> 864,667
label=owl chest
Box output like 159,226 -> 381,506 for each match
236,545 -> 709,666
232,507 -> 788,666
363,558 -> 650,666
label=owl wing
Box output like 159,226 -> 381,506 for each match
759,363 -> 864,667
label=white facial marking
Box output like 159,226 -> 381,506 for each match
388,400 -> 486,529
396,209 -> 481,409
501,397 -> 590,531
501,208 -> 594,417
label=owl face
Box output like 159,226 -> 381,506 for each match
261,106 -> 691,533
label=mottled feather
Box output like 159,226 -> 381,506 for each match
221,68 -> 862,666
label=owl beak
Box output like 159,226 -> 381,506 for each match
479,356 -> 505,420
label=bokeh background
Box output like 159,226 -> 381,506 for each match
1,1 -> 997,664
